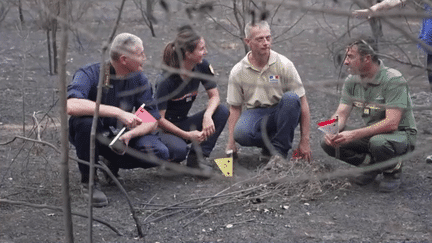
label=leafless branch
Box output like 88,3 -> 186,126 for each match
0,1 -> 10,23
133,0 -> 156,37
0,134 -> 148,238
205,12 -> 242,39
182,211 -> 207,227
99,160 -> 145,237
31,112 -> 41,141
57,0 -> 73,241
272,10 -> 307,42
0,199 -> 122,236
265,0 -> 430,19
269,0 -> 284,25
88,0 -> 127,241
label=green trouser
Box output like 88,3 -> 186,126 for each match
321,129 -> 417,173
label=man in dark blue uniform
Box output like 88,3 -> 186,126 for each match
67,33 -> 170,207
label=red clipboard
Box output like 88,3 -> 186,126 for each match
108,104 -> 156,154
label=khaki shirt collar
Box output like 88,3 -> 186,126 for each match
243,50 -> 277,71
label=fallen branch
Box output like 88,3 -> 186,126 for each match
87,0 -> 127,241
31,112 -> 41,141
182,210 -> 207,228
0,199 -> 122,236
99,159 -> 144,237
218,219 -> 255,228
0,135 -> 143,237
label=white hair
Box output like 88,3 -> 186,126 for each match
110,33 -> 143,61
244,21 -> 270,39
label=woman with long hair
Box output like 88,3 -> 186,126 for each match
155,25 -> 229,173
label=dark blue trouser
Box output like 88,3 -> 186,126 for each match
158,104 -> 229,162
233,92 -> 301,157
69,116 -> 170,182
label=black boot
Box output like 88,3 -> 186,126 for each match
186,152 -> 213,178
81,173 -> 108,207
99,156 -> 121,185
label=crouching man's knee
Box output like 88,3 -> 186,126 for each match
320,139 -> 335,158
280,92 -> 300,109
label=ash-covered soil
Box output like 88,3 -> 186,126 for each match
1,1 -> 432,242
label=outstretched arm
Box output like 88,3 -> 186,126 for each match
202,88 -> 220,138
292,95 -> 312,162
324,103 -> 353,147
119,122 -> 158,146
353,0 -> 406,17
67,98 -> 142,128
225,105 -> 241,154
331,103 -> 353,132
331,108 -> 402,147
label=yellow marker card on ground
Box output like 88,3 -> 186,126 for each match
214,157 -> 233,177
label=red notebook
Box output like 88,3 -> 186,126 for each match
135,106 -> 156,123
108,104 -> 156,153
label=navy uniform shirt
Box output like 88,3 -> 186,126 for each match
155,59 -> 216,123
67,62 -> 160,128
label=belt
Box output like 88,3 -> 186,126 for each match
167,115 -> 187,123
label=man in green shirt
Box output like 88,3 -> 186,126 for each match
321,38 -> 417,192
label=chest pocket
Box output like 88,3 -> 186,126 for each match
363,91 -> 386,121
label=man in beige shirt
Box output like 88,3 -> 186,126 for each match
226,21 -> 312,166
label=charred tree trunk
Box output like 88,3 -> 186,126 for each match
146,0 -> 156,37
18,0 -> 24,24
367,0 -> 383,51
88,0 -> 132,240
58,0 -> 73,240
52,18 -> 58,74
233,0 -> 249,54
368,16 -> 383,51
47,29 -> 53,75
148,19 -> 155,37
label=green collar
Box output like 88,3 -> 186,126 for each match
359,60 -> 385,86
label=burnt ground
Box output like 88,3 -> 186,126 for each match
1,0 -> 432,242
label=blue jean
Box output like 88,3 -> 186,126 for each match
234,92 -> 301,157
158,104 -> 229,162
69,116 -> 170,182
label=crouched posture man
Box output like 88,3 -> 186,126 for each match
226,21 -> 312,165
321,38 -> 417,192
67,33 -> 170,206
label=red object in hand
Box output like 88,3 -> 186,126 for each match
135,106 -> 156,123
292,151 -> 302,159
109,104 -> 156,154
